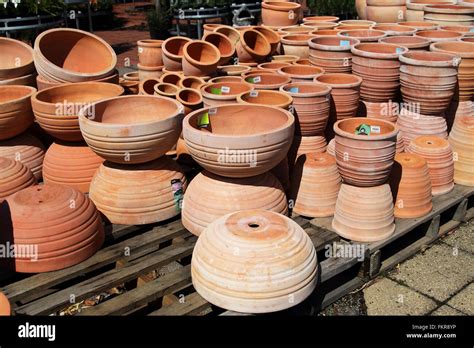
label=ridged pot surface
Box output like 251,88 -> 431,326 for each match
0,157 -> 36,201
0,85 -> 36,141
448,115 -> 474,186
396,109 -> 448,148
308,36 -> 360,74
261,2 -> 301,27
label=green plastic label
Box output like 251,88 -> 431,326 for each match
355,123 -> 371,135
171,179 -> 184,212
198,112 -> 210,128
211,87 -> 222,95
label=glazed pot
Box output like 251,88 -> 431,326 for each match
0,184 -> 104,273
137,39 -> 163,67
334,117 -> 399,187
182,171 -> 288,236
0,292 -> 10,316
315,73 -> 362,121
31,82 -> 124,142
390,153 -> 432,218
201,81 -> 253,106
290,152 -> 341,218
351,43 -> 407,103
177,88 -> 203,115
214,26 -> 241,46
202,32 -> 234,66
160,71 -> 183,85
309,36 -> 360,74
253,27 -> 281,56
183,104 -> 295,178
243,72 -> 291,90
406,135 -> 454,195
397,108 -> 448,148
0,157 -> 36,201
289,136 -> 328,163
43,141 -> 104,193
366,0 -> 407,23
236,29 -> 271,63
406,0 -> 456,22
272,54 -> 300,63
0,133 -> 45,180
179,76 -> 206,90
448,115 -> 474,186
217,65 -> 252,76
182,40 -> 220,77
139,77 -> 160,95
34,28 -> 117,83
89,157 -> 186,225
424,4 -> 474,26
372,24 -> 417,37
261,2 -> 301,27
257,61 -> 291,71
337,29 -> 388,42
303,16 -> 340,22
379,36 -> 431,50
0,37 -> 35,80
399,21 -> 439,30
415,29 -> 464,42
79,95 -> 183,164
237,89 -> 293,110
356,0 -> 369,19
0,86 -> 36,141
277,65 -> 324,82
161,36 -> 192,71
153,82 -> 179,98
191,210 -> 317,313
137,64 -> 163,81
280,82 -> 331,136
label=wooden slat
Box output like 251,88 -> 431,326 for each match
148,292 -> 210,316
320,255 -> 360,283
320,277 -> 364,310
305,226 -> 340,252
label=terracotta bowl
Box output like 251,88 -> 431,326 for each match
201,81 -> 253,106
31,82 -> 124,142
0,156 -> 36,201
278,64 -> 325,82
0,37 -> 35,80
0,72 -> 37,87
237,89 -> 293,110
138,77 -> 160,95
217,65 -> 252,76
161,36 -> 192,71
183,40 -> 221,77
243,72 -> 291,90
79,95 -> 184,164
179,76 -> 206,90
183,104 -> 295,178
379,36 -> 431,50
202,32 -> 235,66
0,292 -> 11,316
0,85 -> 36,141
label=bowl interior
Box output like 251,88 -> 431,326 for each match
240,91 -> 290,105
338,118 -> 395,136
36,83 -> 122,104
0,86 -> 32,103
0,39 -> 32,69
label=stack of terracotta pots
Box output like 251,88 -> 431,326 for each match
308,36 -> 360,74
423,4 -> 474,26
0,37 -> 36,87
448,115 -> 474,186
366,0 -> 407,23
137,39 -> 164,81
0,157 -> 36,200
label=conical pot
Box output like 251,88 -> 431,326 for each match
161,36 -> 192,71
0,157 -> 36,201
308,36 -> 360,74
448,115 -> 474,186
397,108 -> 448,148
203,32 -> 235,66
236,29 -> 271,63
261,2 -> 301,27
0,86 -> 36,141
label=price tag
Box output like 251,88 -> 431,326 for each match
249,90 -> 259,97
208,108 -> 217,115
396,47 -> 404,54
370,125 -> 381,134
289,87 -> 299,93
340,40 -> 351,47
470,28 -> 474,32
252,76 -> 261,83
221,86 -> 230,93
138,47 -> 143,53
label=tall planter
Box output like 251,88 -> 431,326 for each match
309,36 -> 360,74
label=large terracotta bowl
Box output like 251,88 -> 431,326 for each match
32,82 -> 124,142
0,37 -> 35,80
79,95 -> 184,164
183,104 -> 295,178
0,85 -> 36,141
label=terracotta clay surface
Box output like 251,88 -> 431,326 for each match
203,32 -> 235,66
396,109 -> 448,148
137,39 -> 163,67
280,34 -> 315,58
182,40 -> 221,77
337,29 -> 387,42
243,72 -> 291,90
0,85 -> 36,141
191,209 -> 317,313
201,81 -> 253,106
0,37 -> 35,80
449,115 -> 474,186
327,138 -> 335,156
236,29 -> 271,63
366,0 -> 407,23
379,36 -> 431,51
253,26 -> 281,56
290,135 -> 328,162
278,64 -> 324,82
261,2 -> 301,27
415,29 -> 464,42
161,36 -> 192,71
0,157 -> 36,201
237,89 -> 293,110
0,292 -> 11,316
176,88 -> 203,115
309,36 -> 360,74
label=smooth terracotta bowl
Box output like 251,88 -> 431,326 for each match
243,72 -> 291,90
0,156 -> 36,201
0,37 -> 35,80
237,90 -> 293,110
202,32 -> 235,66
161,36 -> 192,71
79,95 -> 184,164
379,36 -> 431,50
201,81 -> 253,106
0,85 -> 36,141
182,40 -> 221,77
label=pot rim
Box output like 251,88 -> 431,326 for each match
162,36 -> 192,60
0,37 -> 34,75
279,81 -> 331,96
424,4 -> 474,13
399,21 -> 439,29
137,63 -> 164,72
272,55 -> 300,62
430,41 -> 474,58
415,30 -> 464,40
239,29 -> 271,57
179,76 -> 206,88
154,82 -> 180,97
138,77 -> 160,95
334,117 -> 399,140
314,73 -> 363,88
123,71 -> 139,81
280,33 -> 316,45
0,292 -> 11,316
379,35 -> 431,47
201,81 -> 253,100
183,40 -> 221,67
236,89 -> 293,109
339,20 -> 376,26
301,21 -> 339,29
177,88 -> 203,106
137,39 -> 163,47
257,62 -> 292,70
278,65 -> 325,78
253,26 -> 281,44
400,50 -> 460,67
1,85 -> 37,106
202,32 -> 236,58
303,15 -> 340,22
309,36 -> 360,50
351,42 -> 408,59
261,1 -> 302,11
338,29 -> 388,40
217,65 -> 252,74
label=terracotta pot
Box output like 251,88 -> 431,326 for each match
379,36 -> 431,50
272,54 -> 300,63
0,37 -> 35,80
294,59 -> 312,65
431,41 -> 474,102
311,29 -> 342,37
356,0 -> 369,19
301,22 -> 339,30
399,21 -> 439,30
79,95 -> 183,164
406,0 -> 456,22
178,76 -> 206,90
460,0 -> 474,6
208,76 -> 242,83
448,115 -> 474,186
137,39 -> 163,67
237,89 -> 293,110
278,65 -> 324,82
202,32 -> 235,66
261,2 -> 301,27
214,26 -> 241,46
339,20 -> 376,28
183,104 -> 294,178
363,101 -> 399,123
0,133 -> 45,179
138,77 -> 160,95
0,157 -> 36,201
372,24 -> 417,37
177,88 -> 203,115
290,135 -> 328,162
0,86 -> 36,141
396,132 -> 405,152
120,72 -> 139,95
279,26 -> 313,34
217,65 -> 252,76
337,29 -> 388,42
290,152 -> 341,217
257,61 -> 291,71
332,184 -> 395,242
280,34 -> 314,58
327,138 -> 335,156
462,37 -> 474,42
440,25 -> 474,36
0,184 -> 104,273
160,72 -> 183,85
424,4 -> 474,26
182,171 -> 288,236
390,153 -> 432,218
397,108 -> 448,148
161,36 -> 192,71
0,292 -> 10,316
315,73 -> 362,121
32,82 -> 124,142
280,82 -> 331,136
366,0 -> 407,23
309,36 -> 360,74
201,81 -> 253,106
182,40 -> 220,77
415,29 -> 464,42
153,82 -> 179,98
34,28 -> 117,83
303,16 -> 339,22
243,72 -> 291,90
43,141 -> 104,193
406,135 -> 454,195
191,209 -> 317,313
253,26 -> 281,56
203,24 -> 222,37
137,64 -> 163,81
236,29 -> 271,63
0,73 -> 37,88
334,117 -> 399,187
351,43 -> 407,103
89,157 -> 186,225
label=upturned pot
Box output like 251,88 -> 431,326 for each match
337,29 -> 387,42
366,0 -> 407,23
0,37 -> 35,80
237,89 -> 293,110
182,171 -> 288,236
261,2 -> 301,27
289,136 -> 328,164
236,29 -> 271,63
243,72 -> 291,90
182,40 -> 220,77
379,36 -> 431,50
448,115 -> 474,186
415,29 -> 464,42
201,81 -> 253,106
79,95 -> 183,164
290,152 -> 341,217
406,135 -> 454,195
277,65 -> 324,82
161,36 -> 192,71
253,26 -> 281,56
390,153 -> 433,218
308,36 -> 360,74
0,157 -> 36,201
183,104 -> 295,178
397,108 -> 448,148
137,39 -> 163,67
43,141 -> 104,193
423,4 -> 474,26
372,24 -> 417,37
89,157 -> 187,225
0,133 -> 45,179
177,88 -> 203,115
0,184 -> 104,273
0,292 -> 10,316
334,117 -> 399,187
191,210 -> 317,313
202,32 -> 235,66
0,86 -> 36,141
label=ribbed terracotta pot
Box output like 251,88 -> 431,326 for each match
0,184 -> 104,273
261,2 -> 301,26
137,39 -> 163,67
120,72 -> 139,95
415,29 -> 464,42
202,32 -> 235,66
391,153 -> 433,218
332,184 -> 395,242
278,65 -> 324,82
89,157 -> 186,225
43,141 -> 104,193
289,135 -> 328,164
0,292 -> 10,316
182,171 -> 288,236
362,101 -> 399,123
161,36 -> 192,71
243,72 -> 291,90
337,29 -> 387,42
183,104 -> 294,178
201,81 -> 253,106
406,135 -> 454,195
0,133 -> 45,180
290,152 -> 341,217
0,85 -> 36,141
79,95 -> 183,164
379,36 -> 431,51
367,0 -> 407,22
0,37 -> 35,80
423,4 -> 474,26
137,64 -> 163,81
308,36 -> 360,74
31,82 -> 124,142
397,108 -> 448,148
406,0 -> 456,22
334,117 -> 399,187
34,28 -> 117,83
182,40 -> 220,77
280,34 -> 315,58
327,138 -> 335,156
191,209 -> 317,313
315,73 -> 362,121
237,89 -> 293,110
399,21 -> 440,30
351,43 -> 408,103
236,29 -> 271,63
0,157 -> 36,201
280,82 -> 331,136
449,115 -> 474,186
400,50 -> 459,116
176,88 -> 203,115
